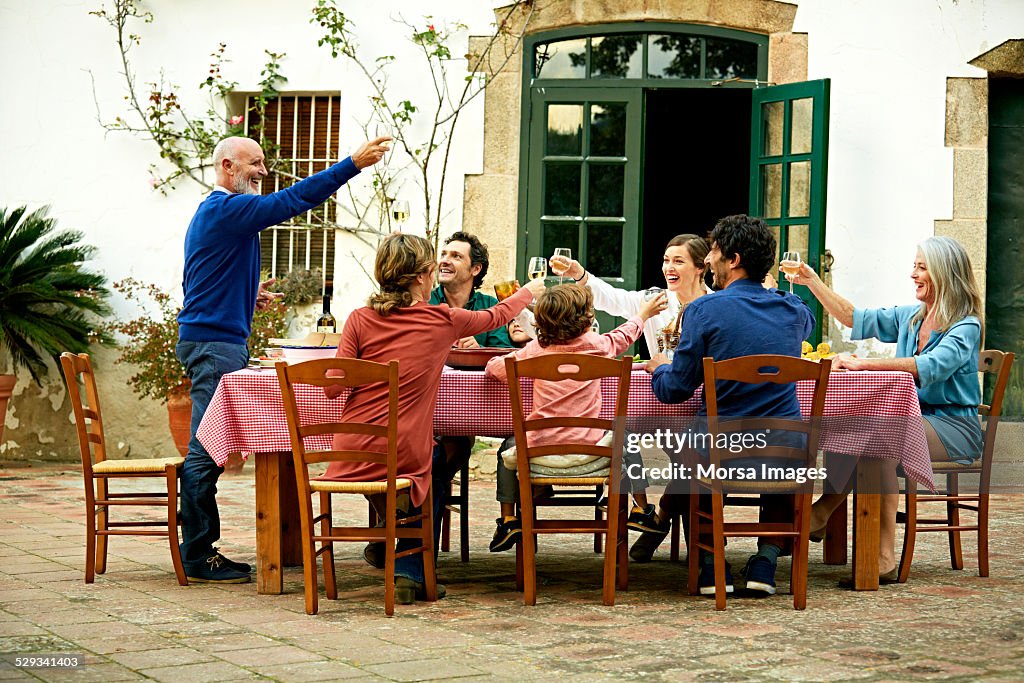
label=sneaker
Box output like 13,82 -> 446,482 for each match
186,554 -> 251,584
629,528 -> 669,563
698,560 -> 735,596
489,517 -> 522,553
212,547 -> 251,574
395,576 -> 446,604
363,542 -> 385,569
627,505 -> 669,534
742,555 -> 777,596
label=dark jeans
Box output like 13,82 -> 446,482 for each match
389,441 -> 459,583
175,340 -> 249,567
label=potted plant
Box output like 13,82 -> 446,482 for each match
0,205 -> 113,447
107,278 -> 288,457
267,268 -> 326,337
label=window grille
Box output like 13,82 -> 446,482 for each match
244,94 -> 342,292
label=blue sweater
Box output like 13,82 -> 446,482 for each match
178,158 -> 360,344
651,278 -> 815,416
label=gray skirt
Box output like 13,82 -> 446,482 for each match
923,414 -> 984,464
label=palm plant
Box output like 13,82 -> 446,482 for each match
0,206 -> 113,384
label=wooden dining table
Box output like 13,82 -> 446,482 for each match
197,365 -> 933,594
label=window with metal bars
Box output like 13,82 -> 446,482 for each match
245,93 -> 342,293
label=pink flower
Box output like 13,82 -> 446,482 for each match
229,115 -> 244,125
149,177 -> 158,188
428,24 -> 435,32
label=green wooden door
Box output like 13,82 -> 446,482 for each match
749,79 -> 830,343
523,87 -> 643,334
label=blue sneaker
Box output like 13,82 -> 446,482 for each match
743,555 -> 777,595
698,560 -> 734,596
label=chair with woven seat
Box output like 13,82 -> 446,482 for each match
276,357 -> 437,616
898,349 -> 1014,582
59,353 -> 187,586
687,354 -> 831,610
505,353 -> 632,606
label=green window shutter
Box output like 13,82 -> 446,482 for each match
749,79 -> 831,343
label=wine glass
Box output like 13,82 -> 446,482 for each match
390,199 -> 410,228
527,257 -> 548,282
780,251 -> 802,293
552,248 -> 572,284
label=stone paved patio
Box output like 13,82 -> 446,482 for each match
1,462 -> 1023,681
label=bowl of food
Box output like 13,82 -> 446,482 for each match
445,347 -> 514,370
280,346 -> 338,363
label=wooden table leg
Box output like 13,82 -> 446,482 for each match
823,498 -> 848,565
852,459 -> 881,591
822,451 -> 848,565
255,451 -> 301,594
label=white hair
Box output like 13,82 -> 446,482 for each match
911,236 -> 984,336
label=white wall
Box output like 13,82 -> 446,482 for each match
0,0 -> 497,319
794,0 -> 1021,348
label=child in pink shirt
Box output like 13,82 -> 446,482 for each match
484,283 -> 667,552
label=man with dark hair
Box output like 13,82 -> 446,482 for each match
429,231 -> 512,347
638,214 -> 815,597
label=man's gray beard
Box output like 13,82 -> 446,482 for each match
233,175 -> 258,195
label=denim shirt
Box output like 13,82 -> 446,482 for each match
852,306 -> 981,417
651,278 -> 815,417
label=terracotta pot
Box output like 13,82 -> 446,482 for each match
0,374 -> 15,446
166,393 -> 193,458
165,390 -> 244,473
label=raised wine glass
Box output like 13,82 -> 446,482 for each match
780,251 -> 802,293
527,257 -> 548,282
551,248 -> 572,284
390,199 -> 410,228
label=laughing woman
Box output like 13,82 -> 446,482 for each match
786,235 -> 984,582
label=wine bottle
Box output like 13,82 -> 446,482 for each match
316,295 -> 336,333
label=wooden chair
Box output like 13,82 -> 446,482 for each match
440,458 -> 470,562
59,353 -> 186,586
898,350 -> 1015,582
688,355 -> 831,610
506,353 -> 632,606
276,358 -> 437,616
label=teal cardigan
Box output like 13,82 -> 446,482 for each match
852,306 -> 981,418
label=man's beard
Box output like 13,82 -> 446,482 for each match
233,175 -> 259,195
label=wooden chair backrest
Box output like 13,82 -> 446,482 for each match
275,358 -> 399,480
59,352 -> 107,475
505,353 -> 632,485
978,350 -> 1015,485
701,354 -> 832,470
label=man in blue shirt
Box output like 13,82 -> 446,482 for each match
176,135 -> 388,583
640,214 -> 815,596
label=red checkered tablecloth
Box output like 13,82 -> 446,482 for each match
197,367 -> 933,490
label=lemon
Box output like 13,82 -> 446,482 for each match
816,342 -> 831,355
807,352 -> 821,361
801,341 -> 813,354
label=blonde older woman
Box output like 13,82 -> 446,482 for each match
786,236 -> 984,582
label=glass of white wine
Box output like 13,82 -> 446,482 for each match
527,257 -> 548,282
780,251 -> 802,293
390,199 -> 410,228
551,248 -> 572,284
